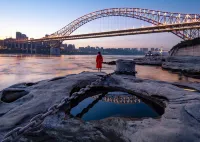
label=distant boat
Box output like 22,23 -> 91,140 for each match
145,51 -> 169,56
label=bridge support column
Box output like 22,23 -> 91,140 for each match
34,43 -> 37,54
21,43 -> 24,53
14,42 -> 17,49
31,43 -> 33,54
25,43 -> 28,54
25,43 -> 28,53
50,47 -> 60,55
115,59 -> 136,75
18,43 -> 20,49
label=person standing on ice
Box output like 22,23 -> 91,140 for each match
96,52 -> 103,72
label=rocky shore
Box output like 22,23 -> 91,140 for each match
134,56 -> 164,66
139,56 -> 200,78
103,56 -> 164,66
0,72 -> 200,141
104,56 -> 200,78
103,61 -> 116,65
162,56 -> 200,78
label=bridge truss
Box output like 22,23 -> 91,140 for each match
50,8 -> 200,40
26,22 -> 200,42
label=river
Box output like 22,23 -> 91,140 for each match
0,54 -> 199,90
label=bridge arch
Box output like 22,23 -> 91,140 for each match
50,8 -> 200,40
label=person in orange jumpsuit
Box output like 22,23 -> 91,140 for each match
96,52 -> 103,72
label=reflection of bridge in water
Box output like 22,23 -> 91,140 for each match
92,94 -> 141,104
73,93 -> 142,118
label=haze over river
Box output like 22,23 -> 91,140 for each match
0,54 -> 199,90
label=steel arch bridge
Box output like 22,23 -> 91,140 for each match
50,8 -> 200,40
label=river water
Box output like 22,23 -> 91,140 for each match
0,54 -> 199,90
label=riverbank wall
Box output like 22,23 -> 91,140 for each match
170,38 -> 200,56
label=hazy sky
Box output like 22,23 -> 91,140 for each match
1,0 -> 200,49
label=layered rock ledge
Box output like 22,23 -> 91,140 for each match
0,72 -> 200,142
162,56 -> 200,78
103,56 -> 164,66
134,56 -> 164,66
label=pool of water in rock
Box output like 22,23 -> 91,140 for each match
70,92 -> 160,121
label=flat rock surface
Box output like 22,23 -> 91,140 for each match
0,72 -> 200,142
133,56 -> 200,78
162,56 -> 200,77
0,72 -> 105,140
134,56 -> 164,65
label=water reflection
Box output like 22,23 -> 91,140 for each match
92,93 -> 141,104
184,88 -> 198,92
70,92 -> 159,121
0,54 -> 199,90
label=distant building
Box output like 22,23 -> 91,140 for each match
140,48 -> 149,53
3,38 -> 19,50
61,44 -> 76,53
144,48 -> 149,52
131,48 -> 138,51
16,32 -> 22,39
21,34 -> 27,39
151,48 -> 155,51
0,40 -> 4,49
60,45 -> 144,55
61,44 -> 67,50
16,32 -> 28,40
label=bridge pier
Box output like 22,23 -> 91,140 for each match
50,47 -> 60,55
26,43 -> 29,54
21,43 -> 23,53
31,43 -> 33,54
34,44 -> 37,54
13,42 -> 16,49
24,43 -> 27,53
18,43 -> 20,49
115,59 -> 136,75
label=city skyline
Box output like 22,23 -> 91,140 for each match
1,0 -> 200,49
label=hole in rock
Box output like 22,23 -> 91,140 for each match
68,89 -> 164,121
49,76 -> 65,81
25,82 -> 37,86
1,89 -> 29,103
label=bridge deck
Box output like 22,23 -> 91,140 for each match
16,22 -> 200,43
